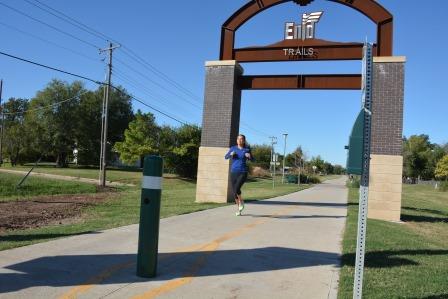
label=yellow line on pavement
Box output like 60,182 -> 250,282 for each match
59,205 -> 296,299
58,243 -> 206,299
131,206 -> 296,299
59,261 -> 135,299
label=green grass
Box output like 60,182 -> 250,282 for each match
0,172 -> 97,201
0,176 -> 310,251
338,185 -> 448,299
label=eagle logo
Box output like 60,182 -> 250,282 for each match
285,11 -> 324,40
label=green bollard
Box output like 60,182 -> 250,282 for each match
136,155 -> 163,278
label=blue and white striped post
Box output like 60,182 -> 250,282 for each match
136,155 -> 163,278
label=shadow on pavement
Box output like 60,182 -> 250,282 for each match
0,231 -> 101,243
0,246 -> 339,293
243,214 -> 345,220
248,200 -> 348,208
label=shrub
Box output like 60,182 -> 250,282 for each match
439,181 -> 448,192
251,166 -> 270,178
346,176 -> 360,188
296,174 -> 321,184
306,175 -> 321,184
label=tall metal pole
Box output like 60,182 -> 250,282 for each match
269,136 -> 277,188
98,77 -> 107,183
99,43 -> 120,187
353,42 -> 373,299
273,152 -> 276,188
0,79 -> 4,166
282,133 -> 288,183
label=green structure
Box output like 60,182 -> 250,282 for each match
346,110 -> 365,175
136,155 -> 163,278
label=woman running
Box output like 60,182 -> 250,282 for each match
225,134 -> 253,216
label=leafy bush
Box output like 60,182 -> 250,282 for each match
346,176 -> 360,188
306,175 -> 321,184
296,174 -> 320,184
439,181 -> 448,192
250,166 -> 270,178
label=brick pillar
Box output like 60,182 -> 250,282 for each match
368,56 -> 406,222
196,61 -> 243,203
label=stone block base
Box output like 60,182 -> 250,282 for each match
368,154 -> 403,222
195,146 -> 233,203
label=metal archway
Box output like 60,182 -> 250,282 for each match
220,0 -> 393,61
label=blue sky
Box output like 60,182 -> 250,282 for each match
0,0 -> 447,165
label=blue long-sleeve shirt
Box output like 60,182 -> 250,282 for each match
225,145 -> 254,173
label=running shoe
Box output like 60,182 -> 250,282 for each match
239,202 -> 245,212
235,211 -> 241,216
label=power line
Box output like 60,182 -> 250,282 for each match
112,68 -> 201,116
130,95 -> 191,126
23,0 -> 111,43
21,0 -> 204,105
0,21 -> 102,64
3,2 -> 270,137
112,70 -> 200,121
0,50 -> 103,85
110,85 -> 191,126
0,47 -> 192,125
0,1 -> 100,49
30,0 -> 116,43
20,0 -> 271,137
116,53 -> 271,137
113,66 -> 267,136
2,90 -> 88,115
0,50 -> 269,137
240,121 -> 272,138
15,0 -> 203,113
120,47 -> 203,103
114,57 -> 202,109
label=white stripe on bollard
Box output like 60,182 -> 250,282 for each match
142,176 -> 162,190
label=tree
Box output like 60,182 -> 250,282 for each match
164,125 -> 201,178
75,85 -> 133,165
113,111 -> 159,166
2,98 -> 30,165
310,155 -> 325,173
435,155 -> 448,181
333,164 -> 345,175
25,80 -> 84,167
285,146 -> 304,168
323,162 -> 334,175
250,144 -> 272,169
403,135 -> 444,180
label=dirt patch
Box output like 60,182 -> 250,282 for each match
0,193 -> 115,232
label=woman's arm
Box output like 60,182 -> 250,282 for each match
245,148 -> 255,161
224,147 -> 234,160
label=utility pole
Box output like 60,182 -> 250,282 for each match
282,133 -> 288,183
99,42 -> 120,187
0,79 -> 4,166
269,136 -> 277,188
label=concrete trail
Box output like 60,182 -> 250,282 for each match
0,168 -> 135,187
0,177 -> 348,299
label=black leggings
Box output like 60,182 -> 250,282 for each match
231,172 -> 248,199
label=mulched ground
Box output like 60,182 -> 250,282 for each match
0,193 -> 114,232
